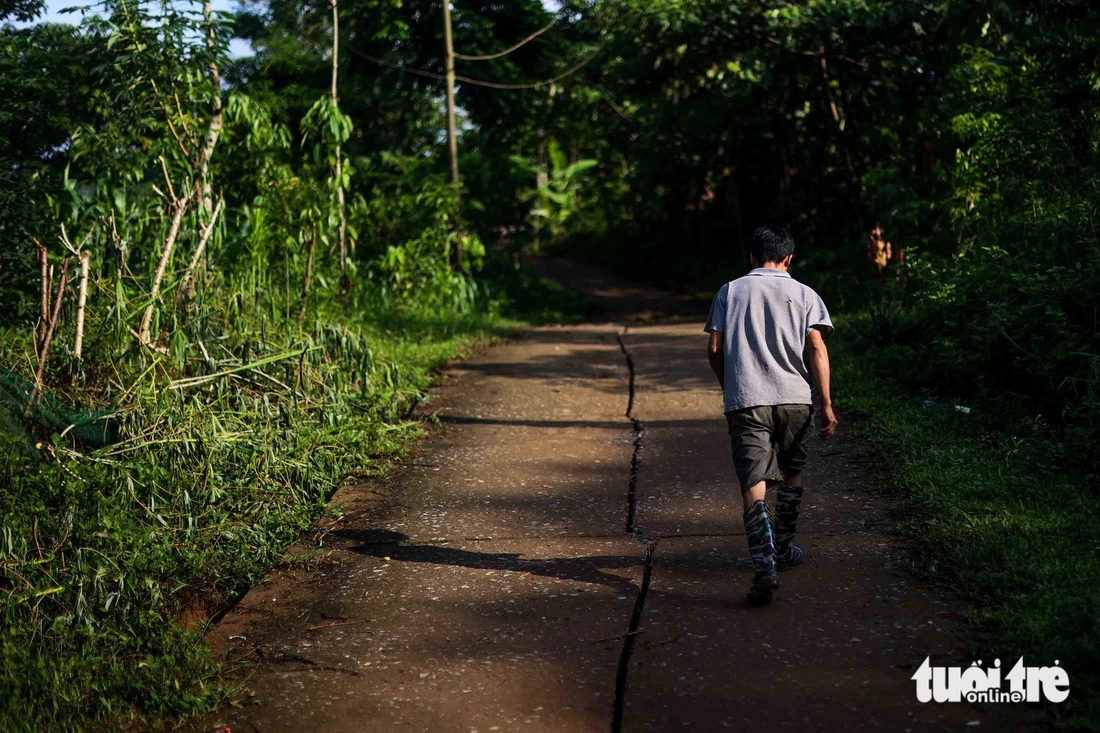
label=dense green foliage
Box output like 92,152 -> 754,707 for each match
2,0 -> 1099,727
835,316 -> 1100,731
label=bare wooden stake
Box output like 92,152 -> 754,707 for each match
31,256 -> 71,403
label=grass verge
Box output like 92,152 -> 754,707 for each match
833,313 -> 1100,731
0,266 -> 583,731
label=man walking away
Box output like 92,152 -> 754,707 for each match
704,226 -> 838,605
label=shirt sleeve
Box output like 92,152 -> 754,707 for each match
704,284 -> 729,333
806,290 -> 834,338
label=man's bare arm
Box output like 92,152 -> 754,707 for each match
707,330 -> 725,389
806,328 -> 838,440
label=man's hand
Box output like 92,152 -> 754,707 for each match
707,330 -> 725,389
819,403 -> 838,440
805,328 -> 836,439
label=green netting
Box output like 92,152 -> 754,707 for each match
0,366 -> 119,449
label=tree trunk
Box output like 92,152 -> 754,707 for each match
199,1 -> 223,210
819,56 -> 856,177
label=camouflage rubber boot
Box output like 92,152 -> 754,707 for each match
775,483 -> 805,570
743,499 -> 779,604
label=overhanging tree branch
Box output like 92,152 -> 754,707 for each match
452,18 -> 556,61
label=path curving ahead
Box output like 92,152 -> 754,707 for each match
203,263 -> 1014,732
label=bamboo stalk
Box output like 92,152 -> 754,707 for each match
110,212 -> 122,279
176,194 -> 224,307
139,194 -> 189,347
300,223 -> 317,324
74,250 -> 90,360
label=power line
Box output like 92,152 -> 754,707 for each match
452,18 -> 556,61
349,46 -> 600,90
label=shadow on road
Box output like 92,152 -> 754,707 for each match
436,414 -> 720,430
338,529 -> 642,596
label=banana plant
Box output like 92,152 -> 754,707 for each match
510,139 -> 597,248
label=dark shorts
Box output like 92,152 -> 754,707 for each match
725,404 -> 814,494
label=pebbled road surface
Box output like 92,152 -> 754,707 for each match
202,260 -> 1020,732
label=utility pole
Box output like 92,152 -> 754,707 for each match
442,0 -> 463,268
332,0 -> 349,290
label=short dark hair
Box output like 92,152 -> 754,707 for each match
750,226 -> 795,264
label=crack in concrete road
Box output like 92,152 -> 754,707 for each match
611,328 -> 656,733
611,540 -> 655,733
617,329 -> 644,536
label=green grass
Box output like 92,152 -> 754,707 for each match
0,266 -> 583,731
833,313 -> 1100,731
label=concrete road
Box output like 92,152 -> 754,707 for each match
203,265 -> 1021,732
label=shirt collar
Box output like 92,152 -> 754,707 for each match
747,267 -> 792,278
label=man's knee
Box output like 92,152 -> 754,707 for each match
781,469 -> 803,487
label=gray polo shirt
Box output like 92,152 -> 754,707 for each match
704,268 -> 833,413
